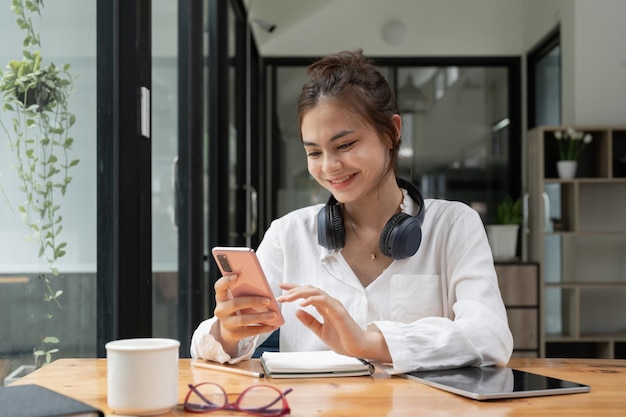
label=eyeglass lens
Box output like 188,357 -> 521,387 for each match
186,383 -> 290,416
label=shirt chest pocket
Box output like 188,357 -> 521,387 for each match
389,274 -> 443,322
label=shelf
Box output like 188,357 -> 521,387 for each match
544,231 -> 626,236
545,340 -> 618,359
545,282 -> 626,288
528,126 -> 626,359
495,263 -> 540,357
545,177 -> 626,184
546,333 -> 626,342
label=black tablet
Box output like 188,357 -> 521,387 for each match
398,366 -> 590,400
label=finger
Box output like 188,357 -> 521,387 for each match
215,295 -> 272,323
277,285 -> 323,302
295,310 -> 323,336
223,321 -> 277,340
214,274 -> 237,302
278,282 -> 298,291
225,310 -> 280,329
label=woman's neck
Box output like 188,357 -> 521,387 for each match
343,176 -> 404,229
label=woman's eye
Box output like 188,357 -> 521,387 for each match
338,141 -> 356,150
306,150 -> 321,158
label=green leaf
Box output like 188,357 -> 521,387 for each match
43,336 -> 60,344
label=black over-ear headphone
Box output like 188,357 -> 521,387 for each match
317,177 -> 425,260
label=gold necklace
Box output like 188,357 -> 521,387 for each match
349,221 -> 378,260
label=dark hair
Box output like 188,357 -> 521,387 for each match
297,49 -> 401,177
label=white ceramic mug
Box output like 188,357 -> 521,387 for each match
105,338 -> 180,416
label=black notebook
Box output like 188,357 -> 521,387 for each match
0,384 -> 104,417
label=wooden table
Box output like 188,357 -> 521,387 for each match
11,358 -> 626,416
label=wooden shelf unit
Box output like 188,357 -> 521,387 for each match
527,126 -> 626,359
495,262 -> 540,358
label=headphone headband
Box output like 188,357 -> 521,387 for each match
317,177 -> 425,259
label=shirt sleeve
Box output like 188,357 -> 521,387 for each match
371,205 -> 513,374
189,220 -> 286,363
189,316 -> 258,363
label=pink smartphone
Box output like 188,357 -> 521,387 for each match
211,246 -> 285,327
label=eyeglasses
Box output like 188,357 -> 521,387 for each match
184,382 -> 292,416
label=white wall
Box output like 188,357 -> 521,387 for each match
257,0 -> 524,57
521,0 -> 626,126
255,0 -> 626,126
571,0 -> 626,125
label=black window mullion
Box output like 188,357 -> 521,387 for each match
207,0 -> 230,316
177,0 -> 205,358
97,0 -> 152,356
234,12 -> 247,246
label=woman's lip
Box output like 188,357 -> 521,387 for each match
327,173 -> 355,184
326,173 -> 356,190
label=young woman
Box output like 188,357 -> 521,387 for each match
191,50 -> 513,374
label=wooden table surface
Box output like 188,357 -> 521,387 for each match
11,357 -> 626,416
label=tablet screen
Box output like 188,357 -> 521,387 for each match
399,366 -> 590,400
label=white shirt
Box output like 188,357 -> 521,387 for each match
191,193 -> 513,374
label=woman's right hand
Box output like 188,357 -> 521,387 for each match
213,274 -> 279,353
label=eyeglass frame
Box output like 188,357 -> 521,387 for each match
184,382 -> 292,416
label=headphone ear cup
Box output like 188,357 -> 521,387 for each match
379,212 -> 422,260
317,203 -> 346,250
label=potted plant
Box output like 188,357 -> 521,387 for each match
0,0 -> 78,372
554,128 -> 593,179
486,196 -> 522,261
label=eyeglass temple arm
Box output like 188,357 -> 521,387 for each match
188,383 -> 220,406
258,388 -> 293,410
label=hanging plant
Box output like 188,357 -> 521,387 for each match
0,0 -> 78,367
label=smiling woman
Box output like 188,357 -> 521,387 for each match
191,49 -> 513,375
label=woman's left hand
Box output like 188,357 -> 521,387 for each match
277,283 -> 391,362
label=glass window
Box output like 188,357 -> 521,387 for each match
152,0 -> 178,338
534,45 -> 561,126
271,63 -> 513,225
0,1 -> 97,379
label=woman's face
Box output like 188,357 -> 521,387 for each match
301,101 -> 394,204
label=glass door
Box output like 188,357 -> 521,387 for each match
267,59 -> 521,227
0,1 -> 98,376
151,0 -> 180,339
152,0 -> 209,355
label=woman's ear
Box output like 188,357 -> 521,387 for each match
388,114 -> 403,149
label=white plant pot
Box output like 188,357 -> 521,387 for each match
557,160 -> 577,179
3,364 -> 35,386
485,224 -> 519,261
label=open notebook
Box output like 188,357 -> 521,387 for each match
260,351 -> 374,378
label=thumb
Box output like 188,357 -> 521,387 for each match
295,310 -> 323,336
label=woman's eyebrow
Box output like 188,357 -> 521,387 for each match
302,129 -> 355,147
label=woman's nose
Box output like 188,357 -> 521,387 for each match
322,153 -> 341,172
